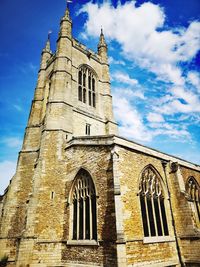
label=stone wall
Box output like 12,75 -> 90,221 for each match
0,135 -> 200,266
168,165 -> 200,266
116,146 -> 179,266
62,144 -> 117,266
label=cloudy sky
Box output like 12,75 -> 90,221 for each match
0,0 -> 200,194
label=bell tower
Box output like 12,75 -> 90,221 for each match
0,4 -> 118,266
39,5 -> 118,139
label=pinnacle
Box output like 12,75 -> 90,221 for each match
98,27 -> 107,48
45,39 -> 50,52
63,4 -> 71,21
43,32 -> 52,53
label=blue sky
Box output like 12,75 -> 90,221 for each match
0,0 -> 200,194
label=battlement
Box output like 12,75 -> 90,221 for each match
72,38 -> 101,62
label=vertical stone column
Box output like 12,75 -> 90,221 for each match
15,7 -> 74,266
44,7 -> 73,137
111,147 -> 127,267
0,38 -> 52,264
98,29 -> 118,135
23,40 -> 52,152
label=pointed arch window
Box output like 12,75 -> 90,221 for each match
186,177 -> 200,224
139,166 -> 169,237
78,67 -> 96,107
78,71 -> 82,101
71,170 -> 97,241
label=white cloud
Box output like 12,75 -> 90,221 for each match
171,86 -> 199,106
112,71 -> 138,86
113,87 -> 145,100
79,1 -> 199,147
108,56 -> 125,66
147,112 -> 164,123
153,86 -> 200,115
187,71 -> 200,92
80,1 -> 200,86
0,161 -> 16,195
113,91 -> 191,142
113,93 -> 152,142
176,21 -> 200,62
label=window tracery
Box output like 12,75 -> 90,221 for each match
78,66 -> 96,107
139,166 -> 169,237
71,170 -> 97,241
186,177 -> 200,223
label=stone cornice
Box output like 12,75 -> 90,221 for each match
65,135 -> 200,171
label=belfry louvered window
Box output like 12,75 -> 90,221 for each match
71,170 -> 97,240
186,177 -> 200,223
78,67 -> 96,107
139,166 -> 169,237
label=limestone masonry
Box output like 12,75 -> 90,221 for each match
0,5 -> 199,267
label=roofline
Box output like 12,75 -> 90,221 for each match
66,135 -> 200,171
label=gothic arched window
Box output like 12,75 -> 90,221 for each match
71,170 -> 97,240
186,177 -> 200,224
78,66 -> 96,107
139,166 -> 169,237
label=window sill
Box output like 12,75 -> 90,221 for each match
143,236 -> 175,244
66,240 -> 99,246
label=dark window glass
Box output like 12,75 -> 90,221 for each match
195,201 -> 200,221
78,71 -> 82,85
83,73 -> 86,87
78,86 -> 82,101
92,78 -> 95,91
93,93 -> 95,108
72,171 -> 97,240
86,124 -> 91,135
79,198 -> 83,239
88,76 -> 91,90
78,68 -> 96,108
92,196 -> 97,240
85,197 -> 90,239
147,197 -> 156,236
140,195 -> 149,237
139,166 -> 169,238
160,198 -> 169,236
89,91 -> 92,106
186,177 -> 200,223
73,200 -> 77,240
154,197 -> 162,236
83,89 -> 86,103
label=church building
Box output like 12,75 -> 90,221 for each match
0,5 -> 200,267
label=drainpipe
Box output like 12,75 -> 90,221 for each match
161,161 -> 185,267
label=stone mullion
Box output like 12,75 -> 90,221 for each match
91,76 -> 93,107
151,196 -> 158,236
88,72 -> 92,106
195,200 -> 200,221
158,196 -> 164,236
71,201 -> 74,239
188,183 -> 192,199
192,185 -> 195,200
86,70 -> 89,104
89,196 -> 93,240
144,195 -> 151,236
92,77 -> 95,108
83,197 -> 86,239
77,198 -> 80,240
197,192 -> 200,213
80,71 -> 83,102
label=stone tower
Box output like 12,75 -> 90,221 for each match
0,5 -> 118,266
